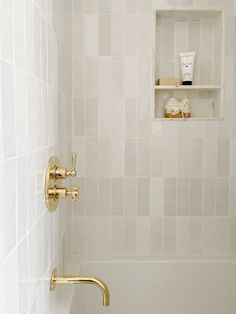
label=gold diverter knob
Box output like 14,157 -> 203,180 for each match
45,153 -> 80,212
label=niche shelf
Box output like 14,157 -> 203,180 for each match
153,8 -> 224,120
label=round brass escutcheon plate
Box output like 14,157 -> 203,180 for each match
45,156 -> 60,212
50,268 -> 57,291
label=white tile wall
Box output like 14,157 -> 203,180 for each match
0,0 -> 72,313
72,0 -> 236,258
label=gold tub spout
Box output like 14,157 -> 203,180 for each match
50,269 -> 110,306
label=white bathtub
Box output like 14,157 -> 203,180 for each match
68,259 -> 236,314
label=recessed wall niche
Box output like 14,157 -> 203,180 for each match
153,8 -> 224,120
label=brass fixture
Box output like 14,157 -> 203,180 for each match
48,186 -> 79,201
45,153 -> 80,211
49,152 -> 77,180
50,269 -> 110,307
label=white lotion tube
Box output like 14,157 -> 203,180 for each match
180,52 -> 196,85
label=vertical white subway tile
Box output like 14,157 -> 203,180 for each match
112,217 -> 124,253
176,218 -> 190,255
177,140 -> 191,178
98,98 -> 112,136
85,58 -> 98,97
111,138 -> 125,177
99,15 -> 111,56
86,138 -> 98,176
125,57 -> 138,98
216,178 -> 229,216
188,21 -> 200,57
86,178 -> 98,215
139,14 -> 152,56
112,58 -> 124,97
112,98 -> 125,137
225,57 -> 234,98
160,21 -> 174,61
125,98 -> 137,137
200,20 -> 213,61
85,99 -> 98,137
124,177 -> 137,216
229,178 -> 236,216
203,179 -> 216,216
3,159 -> 16,258
14,0 -> 25,67
74,99 -> 85,136
139,58 -> 152,100
98,58 -> 112,97
124,217 -> 136,253
163,139 -> 177,178
203,138 -> 217,177
73,57 -> 85,98
163,217 -> 176,255
98,177 -> 112,215
98,138 -> 111,176
15,69 -> 28,155
137,217 -> 150,254
177,178 -> 190,216
150,178 -> 164,216
229,218 -> 236,254
111,14 -> 125,55
18,239 -> 28,314
150,217 -> 163,254
138,177 -> 150,216
73,14 -> 85,56
17,156 -> 28,242
189,217 -> 202,255
190,139 -> 203,178
190,179 -> 203,216
0,0 -> 13,61
217,139 -> 230,177
151,137 -> 163,177
138,138 -> 150,176
125,138 -> 137,176
73,217 -> 85,254
4,250 -> 18,314
0,61 -> 16,158
126,14 -> 138,56
164,178 -> 176,216
112,178 -> 124,216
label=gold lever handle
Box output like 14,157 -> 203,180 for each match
49,152 -> 78,180
66,152 -> 77,177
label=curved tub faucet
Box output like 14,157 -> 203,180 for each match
50,269 -> 110,306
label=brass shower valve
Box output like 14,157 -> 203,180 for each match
45,153 -> 80,211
